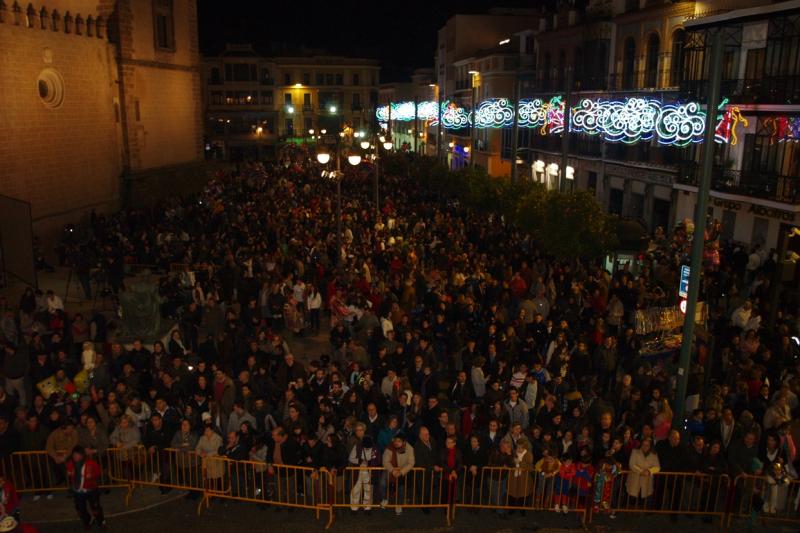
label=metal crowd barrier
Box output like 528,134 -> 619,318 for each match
596,470 -> 731,525
728,474 -> 800,528
329,467 -> 450,525
0,450 -> 125,493
10,451 -> 790,530
198,457 -> 333,527
454,466 -> 590,523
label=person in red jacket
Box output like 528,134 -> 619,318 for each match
65,446 -> 105,530
0,475 -> 20,521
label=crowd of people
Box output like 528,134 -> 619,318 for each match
0,147 -> 799,527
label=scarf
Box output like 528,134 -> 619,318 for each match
390,444 -> 406,468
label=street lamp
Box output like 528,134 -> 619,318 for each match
347,154 -> 362,166
309,129 -> 315,135
321,129 -> 327,135
316,152 -> 331,165
287,106 -> 294,114
360,141 -> 370,150
329,105 -> 337,114
383,141 -> 392,150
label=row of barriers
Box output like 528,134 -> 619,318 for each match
1,449 -> 799,529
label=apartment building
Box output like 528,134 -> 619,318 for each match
202,44 -> 379,160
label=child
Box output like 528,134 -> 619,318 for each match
593,458 -> 619,518
534,450 -> 561,508
574,447 -> 596,511
553,454 -> 576,513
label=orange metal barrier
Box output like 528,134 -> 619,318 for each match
106,446 -> 205,504
0,450 -> 125,493
728,474 -> 800,528
595,470 -> 730,525
197,457 -> 332,526
329,467 -> 450,525
454,466 -> 590,523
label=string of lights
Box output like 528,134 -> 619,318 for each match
375,96 -> 747,146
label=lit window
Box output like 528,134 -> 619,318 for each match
153,0 -> 175,51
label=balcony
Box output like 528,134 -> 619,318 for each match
302,104 -> 314,113
351,103 -> 363,111
455,80 -> 471,91
677,166 -> 799,204
682,76 -> 800,105
259,78 -> 275,86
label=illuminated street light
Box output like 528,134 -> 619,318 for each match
383,141 -> 392,150
294,83 -> 302,88
463,146 -> 471,153
287,106 -> 294,114
329,105 -> 337,113
308,129 -> 315,135
360,141 -> 370,150
321,129 -> 327,134
316,152 -> 331,165
379,135 -> 386,143
347,154 -> 361,166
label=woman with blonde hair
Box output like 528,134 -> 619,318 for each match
653,399 -> 673,442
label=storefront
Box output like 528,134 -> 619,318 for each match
673,188 -> 799,250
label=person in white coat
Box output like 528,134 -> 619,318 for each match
626,437 -> 660,503
471,357 -> 489,399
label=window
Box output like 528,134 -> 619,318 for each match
210,68 -> 221,84
225,92 -> 234,104
316,73 -> 324,85
225,64 -> 232,81
670,29 -> 686,86
285,118 -> 294,135
645,33 -> 660,87
303,93 -> 311,108
352,73 -> 360,85
325,74 -> 334,85
260,91 -> 273,105
260,68 -> 272,84
304,118 -> 312,132
588,171 -> 597,191
211,91 -> 222,105
284,73 -> 291,85
303,72 -> 310,85
284,93 -> 292,105
335,74 -> 343,85
352,93 -> 361,109
153,0 -> 175,51
623,37 -> 636,89
231,64 -> 255,82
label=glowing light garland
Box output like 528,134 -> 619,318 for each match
570,97 -> 660,144
440,101 -> 471,130
374,96 -> 748,145
714,99 -> 748,145
763,116 -> 800,143
474,98 -> 515,128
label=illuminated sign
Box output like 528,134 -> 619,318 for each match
714,99 -> 748,145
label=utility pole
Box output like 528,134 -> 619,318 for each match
414,97 -> 419,154
511,77 -> 520,184
437,90 -> 443,162
470,76 -> 477,167
559,67 -> 574,192
673,29 -> 724,430
335,148 -> 342,268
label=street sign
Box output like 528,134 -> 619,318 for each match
679,265 -> 690,298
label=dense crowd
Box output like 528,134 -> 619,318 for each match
0,148 -> 799,525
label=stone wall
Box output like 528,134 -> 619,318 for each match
0,1 -> 122,241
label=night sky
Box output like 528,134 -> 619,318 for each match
198,0 -> 549,82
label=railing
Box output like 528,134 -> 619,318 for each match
728,474 -> 800,528
330,467 -> 450,523
454,466 -> 590,522
0,450 -> 126,492
678,167 -> 800,204
682,76 -> 800,105
601,470 -> 731,525
5,451 -> 798,530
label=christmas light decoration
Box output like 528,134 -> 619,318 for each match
474,98 -> 515,128
763,115 -> 800,143
440,101 -> 471,130
655,101 -> 706,146
713,99 -> 748,145
570,97 -> 660,143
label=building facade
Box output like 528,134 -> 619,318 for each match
0,0 -> 204,242
422,0 -> 798,252
202,44 -> 380,160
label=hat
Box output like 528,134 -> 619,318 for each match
0,516 -> 18,533
201,412 -> 212,422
